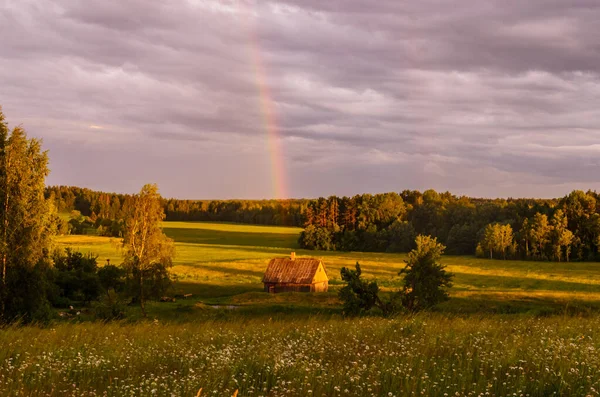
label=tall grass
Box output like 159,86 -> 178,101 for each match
1,314 -> 599,396
32,221 -> 600,395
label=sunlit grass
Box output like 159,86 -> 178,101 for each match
2,315 -> 600,396
5,221 -> 600,395
162,221 -> 303,235
53,221 -> 600,315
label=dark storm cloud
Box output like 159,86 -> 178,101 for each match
0,0 -> 599,198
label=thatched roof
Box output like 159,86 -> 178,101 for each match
263,257 -> 324,284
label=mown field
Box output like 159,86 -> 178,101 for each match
54,221 -> 600,318
2,221 -> 600,396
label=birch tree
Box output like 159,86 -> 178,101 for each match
529,213 -> 551,259
550,210 -> 574,262
0,108 -> 53,321
480,223 -> 514,259
122,184 -> 174,317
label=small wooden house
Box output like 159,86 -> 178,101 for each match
263,252 -> 328,293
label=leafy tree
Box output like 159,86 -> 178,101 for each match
373,193 -> 406,227
5,260 -> 54,323
55,216 -> 71,236
475,243 -> 486,258
338,230 -> 359,251
52,249 -> 101,305
122,184 -> 175,317
445,223 -> 478,255
445,198 -> 476,228
298,225 -> 335,250
68,210 -> 94,235
339,263 -> 380,315
521,218 -> 532,258
409,198 -> 444,240
529,213 -> 551,259
338,263 -> 399,316
479,224 -> 497,259
385,220 -> 416,253
399,235 -> 453,311
498,224 -> 514,259
98,263 -> 126,299
0,108 -> 54,322
96,263 -> 126,320
550,209 -> 574,262
359,224 -> 384,252
478,223 -> 514,259
560,191 -> 597,260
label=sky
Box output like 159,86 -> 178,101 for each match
1,0 -> 600,199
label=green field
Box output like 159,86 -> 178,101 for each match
55,221 -> 600,317
3,221 -> 600,396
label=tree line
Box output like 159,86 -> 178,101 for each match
46,185 -> 307,235
48,185 -> 600,261
299,190 -> 600,262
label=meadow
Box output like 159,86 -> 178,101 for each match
2,316 -> 600,396
2,221 -> 600,396
55,221 -> 600,317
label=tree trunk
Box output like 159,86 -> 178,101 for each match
140,297 -> 146,318
0,254 -> 5,319
408,279 -> 416,311
139,269 -> 147,318
1,176 -> 9,319
374,293 -> 388,316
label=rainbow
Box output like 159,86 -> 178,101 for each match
245,6 -> 288,200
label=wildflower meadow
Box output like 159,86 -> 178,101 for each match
1,315 -> 599,396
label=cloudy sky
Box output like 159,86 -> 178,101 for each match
1,0 -> 599,199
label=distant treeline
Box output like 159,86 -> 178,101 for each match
299,190 -> 600,262
46,186 -> 600,261
45,186 -> 306,234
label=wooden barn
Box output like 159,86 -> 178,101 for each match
263,252 -> 328,293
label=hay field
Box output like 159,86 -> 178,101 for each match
54,221 -> 600,317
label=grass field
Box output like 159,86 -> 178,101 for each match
3,221 -> 600,396
54,221 -> 600,318
3,315 -> 600,396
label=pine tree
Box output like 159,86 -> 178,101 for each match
399,235 -> 453,311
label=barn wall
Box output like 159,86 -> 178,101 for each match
264,283 -> 312,293
311,281 -> 328,292
312,263 -> 328,284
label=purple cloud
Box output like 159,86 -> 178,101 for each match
1,0 -> 599,198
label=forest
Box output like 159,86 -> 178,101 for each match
47,186 -> 600,261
